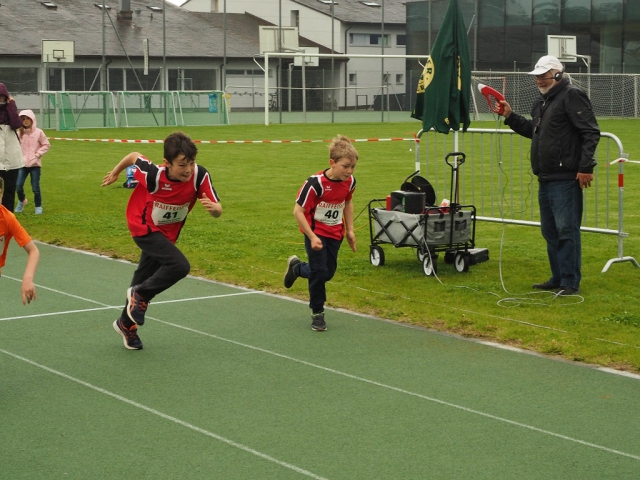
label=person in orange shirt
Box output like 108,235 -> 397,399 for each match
0,177 -> 39,304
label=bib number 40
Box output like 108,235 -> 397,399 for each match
324,209 -> 340,220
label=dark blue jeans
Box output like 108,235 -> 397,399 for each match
120,232 -> 191,323
298,235 -> 343,313
538,179 -> 583,289
17,166 -> 42,207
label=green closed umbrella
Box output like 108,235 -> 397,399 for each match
411,0 -> 471,134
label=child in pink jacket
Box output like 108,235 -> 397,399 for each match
16,110 -> 50,214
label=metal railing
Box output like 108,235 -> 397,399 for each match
414,128 -> 639,272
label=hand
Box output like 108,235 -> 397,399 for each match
101,171 -> 119,186
22,281 -> 37,305
310,235 -> 323,251
577,172 -> 593,188
199,196 -> 223,217
345,230 -> 357,253
499,100 -> 512,118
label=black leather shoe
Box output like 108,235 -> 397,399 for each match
557,286 -> 580,296
532,281 -> 561,290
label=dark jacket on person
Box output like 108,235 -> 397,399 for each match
0,82 -> 25,172
504,77 -> 600,182
0,83 -> 22,129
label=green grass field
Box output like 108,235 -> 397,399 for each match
15,119 -> 640,373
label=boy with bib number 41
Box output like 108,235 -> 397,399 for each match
284,134 -> 358,332
101,132 -> 222,350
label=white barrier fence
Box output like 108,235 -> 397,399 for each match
414,128 -> 639,273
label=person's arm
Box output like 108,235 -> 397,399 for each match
6,97 -> 22,130
21,240 -> 39,305
566,88 -> 600,188
196,168 -> 223,218
343,199 -> 356,253
199,195 -> 223,218
294,203 -> 323,251
501,101 -> 535,139
36,131 -> 51,158
101,152 -> 141,186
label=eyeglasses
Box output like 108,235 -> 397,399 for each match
535,75 -> 554,81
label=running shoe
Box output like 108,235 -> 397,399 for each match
127,285 -> 148,325
311,312 -> 327,332
284,255 -> 301,288
113,317 -> 143,350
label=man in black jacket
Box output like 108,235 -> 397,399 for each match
499,55 -> 600,295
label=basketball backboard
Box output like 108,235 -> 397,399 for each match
294,47 -> 320,67
42,40 -> 75,63
547,35 -> 577,63
259,26 -> 299,54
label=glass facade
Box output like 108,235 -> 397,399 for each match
406,0 -> 640,74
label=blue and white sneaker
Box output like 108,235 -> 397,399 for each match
15,199 -> 27,213
35,207 -> 43,215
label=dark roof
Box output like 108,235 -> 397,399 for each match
291,0 -> 407,25
0,0 -> 328,60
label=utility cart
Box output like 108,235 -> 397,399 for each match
367,152 -> 489,276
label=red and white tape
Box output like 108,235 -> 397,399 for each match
48,137 -> 415,144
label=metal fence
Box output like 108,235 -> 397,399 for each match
414,128 -> 639,272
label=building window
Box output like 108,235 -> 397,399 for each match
349,73 -> 357,85
0,68 -> 38,93
291,10 -> 299,27
396,74 -> 403,85
396,34 -> 406,46
350,33 -> 390,46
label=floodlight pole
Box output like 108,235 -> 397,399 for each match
102,3 -> 106,91
381,0 -> 385,122
163,0 -> 168,125
163,0 -> 167,89
331,1 -> 335,123
279,0 -> 283,123
223,0 -> 227,90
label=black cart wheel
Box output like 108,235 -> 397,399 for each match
444,249 -> 456,264
454,252 -> 470,273
370,246 -> 385,266
422,254 -> 437,276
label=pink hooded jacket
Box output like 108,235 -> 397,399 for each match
18,110 -> 50,168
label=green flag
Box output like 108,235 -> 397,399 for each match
411,0 -> 471,134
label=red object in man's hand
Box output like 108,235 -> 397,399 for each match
478,83 -> 505,115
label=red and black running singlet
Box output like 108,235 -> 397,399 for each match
296,169 -> 356,240
126,156 -> 219,243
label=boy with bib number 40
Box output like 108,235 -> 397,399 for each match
284,134 -> 358,331
101,132 -> 222,350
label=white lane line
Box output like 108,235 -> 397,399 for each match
0,306 -> 116,322
0,348 -> 329,480
0,277 -> 260,322
148,316 -> 640,462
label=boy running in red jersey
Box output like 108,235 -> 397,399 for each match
284,134 -> 358,331
101,132 -> 222,350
